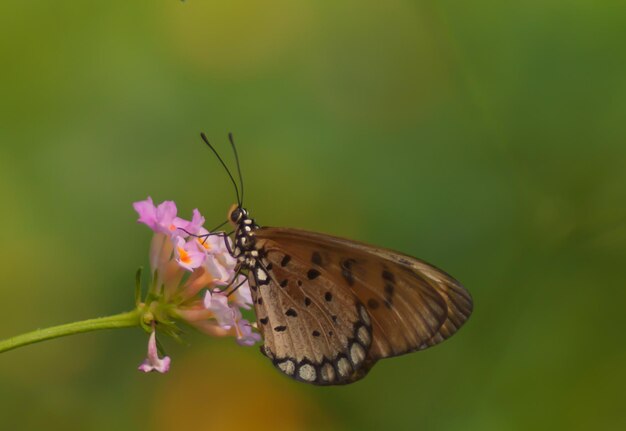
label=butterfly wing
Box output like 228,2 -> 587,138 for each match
248,243 -> 373,385
254,227 -> 473,377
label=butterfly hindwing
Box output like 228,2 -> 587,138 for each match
254,227 -> 473,364
249,242 -> 373,385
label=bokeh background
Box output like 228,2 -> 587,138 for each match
1,1 -> 625,430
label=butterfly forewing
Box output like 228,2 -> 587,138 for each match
249,242 -> 373,385
254,227 -> 473,367
345,242 -> 473,351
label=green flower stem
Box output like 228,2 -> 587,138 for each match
0,309 -> 142,354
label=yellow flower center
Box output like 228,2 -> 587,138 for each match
197,237 -> 212,251
177,246 -> 191,264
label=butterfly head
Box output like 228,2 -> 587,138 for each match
228,204 -> 248,225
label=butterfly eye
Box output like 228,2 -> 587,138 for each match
230,207 -> 248,223
230,208 -> 242,223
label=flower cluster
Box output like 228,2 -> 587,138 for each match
133,197 -> 260,373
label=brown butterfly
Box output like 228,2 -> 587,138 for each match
201,133 -> 473,385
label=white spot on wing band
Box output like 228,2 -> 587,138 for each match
336,358 -> 351,377
298,364 -> 317,382
350,343 -> 366,365
256,268 -> 268,281
359,305 -> 371,326
357,326 -> 371,346
321,363 -> 335,382
278,360 -> 295,375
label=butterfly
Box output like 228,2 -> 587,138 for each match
201,133 -> 473,385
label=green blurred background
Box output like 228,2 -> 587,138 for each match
1,1 -> 625,430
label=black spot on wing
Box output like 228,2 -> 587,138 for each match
340,258 -> 356,286
311,251 -> 323,266
367,298 -> 380,309
307,269 -> 321,280
382,270 -> 395,283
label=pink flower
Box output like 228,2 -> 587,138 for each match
204,290 -> 236,328
133,197 -> 179,236
175,209 -> 205,236
193,229 -> 223,254
133,197 -> 261,375
203,289 -> 260,346
203,255 -> 235,286
195,233 -> 239,285
133,197 -> 158,230
174,236 -> 206,271
230,275 -> 253,310
138,331 -> 171,373
235,319 -> 262,346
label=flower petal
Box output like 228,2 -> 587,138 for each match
155,200 -> 178,235
138,331 -> 171,373
179,266 -> 215,301
230,276 -> 253,310
204,290 -> 236,328
133,197 -> 158,230
235,319 -> 262,346
186,209 -> 206,235
203,255 -> 235,286
148,232 -> 170,274
174,237 -> 206,271
172,209 -> 206,239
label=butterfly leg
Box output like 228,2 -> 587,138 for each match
226,274 -> 249,297
175,227 -> 233,250
219,231 -> 235,256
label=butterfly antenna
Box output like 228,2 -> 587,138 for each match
228,132 -> 244,207
200,132 -> 241,206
